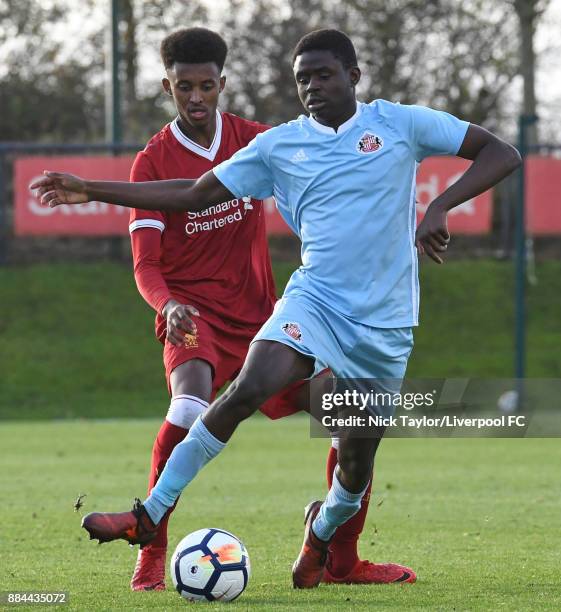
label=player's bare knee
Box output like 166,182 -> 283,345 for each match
227,375 -> 270,419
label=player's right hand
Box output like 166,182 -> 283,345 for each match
162,300 -> 200,346
29,171 -> 89,207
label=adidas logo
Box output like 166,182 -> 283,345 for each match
291,148 -> 309,162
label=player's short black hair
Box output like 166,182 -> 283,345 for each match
292,29 -> 357,68
160,27 -> 228,71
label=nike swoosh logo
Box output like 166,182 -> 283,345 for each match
394,571 -> 411,582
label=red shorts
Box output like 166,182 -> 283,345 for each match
158,314 -> 304,420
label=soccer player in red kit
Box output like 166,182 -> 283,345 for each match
124,28 -> 413,590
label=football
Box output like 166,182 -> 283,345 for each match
170,528 -> 251,602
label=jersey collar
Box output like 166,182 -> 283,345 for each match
170,110 -> 223,160
307,101 -> 363,135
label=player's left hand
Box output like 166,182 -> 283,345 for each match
415,203 -> 450,264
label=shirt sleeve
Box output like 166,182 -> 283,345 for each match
212,134 -> 274,200
407,105 -> 470,162
128,150 -> 171,314
128,152 -> 167,233
130,229 -> 172,315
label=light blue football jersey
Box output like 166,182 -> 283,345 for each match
213,100 -> 469,327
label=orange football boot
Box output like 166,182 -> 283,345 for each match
323,558 -> 417,584
292,500 -> 330,589
82,498 -> 158,547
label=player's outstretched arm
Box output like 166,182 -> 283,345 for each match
416,124 -> 521,263
30,169 -> 234,213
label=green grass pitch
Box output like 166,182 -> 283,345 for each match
2,416 -> 561,610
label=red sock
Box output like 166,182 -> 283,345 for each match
326,445 -> 373,577
146,420 -> 188,549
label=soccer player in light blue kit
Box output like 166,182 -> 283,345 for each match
34,29 -> 521,588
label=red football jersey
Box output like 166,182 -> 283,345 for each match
129,111 -> 277,330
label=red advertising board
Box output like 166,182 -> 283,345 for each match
525,155 -> 561,235
15,156 -> 135,236
15,155 -> 493,236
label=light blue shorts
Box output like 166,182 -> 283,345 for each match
251,293 -> 414,416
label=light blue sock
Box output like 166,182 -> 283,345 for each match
143,416 -> 225,524
312,469 -> 368,541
